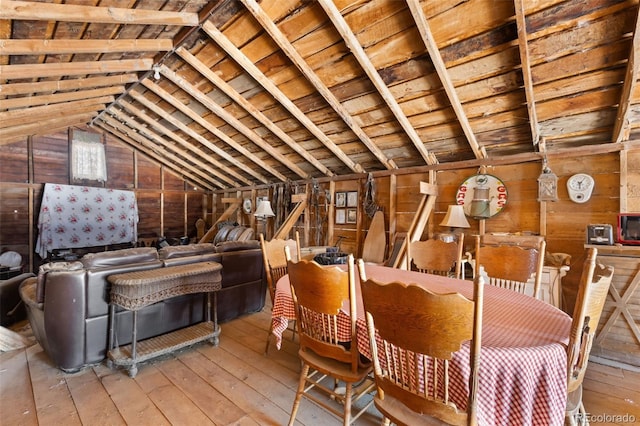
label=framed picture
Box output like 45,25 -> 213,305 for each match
336,209 -> 346,224
335,192 -> 346,208
347,208 -> 357,223
347,191 -> 358,207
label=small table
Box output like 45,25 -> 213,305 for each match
107,261 -> 222,377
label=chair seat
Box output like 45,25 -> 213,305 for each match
374,394 -> 451,426
298,348 -> 372,383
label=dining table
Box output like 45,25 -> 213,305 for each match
271,262 -> 572,426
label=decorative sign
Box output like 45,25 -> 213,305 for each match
455,174 -> 508,219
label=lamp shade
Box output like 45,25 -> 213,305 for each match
440,205 -> 470,228
254,200 -> 275,218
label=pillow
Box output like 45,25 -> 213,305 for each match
158,243 -> 216,259
215,240 -> 260,253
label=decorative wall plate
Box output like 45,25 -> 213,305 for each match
455,174 -> 508,219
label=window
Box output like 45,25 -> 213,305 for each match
71,130 -> 107,182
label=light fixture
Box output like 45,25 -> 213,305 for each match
440,205 -> 471,229
439,204 -> 470,242
254,199 -> 275,238
153,65 -> 161,80
537,159 -> 558,202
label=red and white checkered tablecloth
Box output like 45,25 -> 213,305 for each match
271,263 -> 571,426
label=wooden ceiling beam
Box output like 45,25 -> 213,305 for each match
139,79 -> 276,184
2,86 -> 124,110
125,92 -> 254,187
1,1 -> 199,26
241,0 -> 397,171
201,21 -> 364,174
117,99 -> 241,188
0,111 -> 97,144
0,74 -> 139,97
107,108 -> 228,189
0,39 -> 173,55
319,0 -> 438,166
158,65 -> 289,182
138,79 -> 272,185
612,5 -> 640,143
0,58 -> 153,80
94,117 -> 216,191
514,0 -> 540,149
176,47 -> 322,179
405,0 -> 485,160
0,96 -> 114,128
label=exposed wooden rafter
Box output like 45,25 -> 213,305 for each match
241,0 -> 397,171
2,86 -> 124,110
201,21 -> 364,174
0,74 -> 139,97
514,0 -> 540,149
156,65 -> 289,182
613,5 -> 640,143
176,48 -> 317,179
406,0 -> 485,160
0,39 -> 173,55
319,0 -> 438,166
0,58 -> 153,80
138,79 -> 272,185
0,1 -> 199,26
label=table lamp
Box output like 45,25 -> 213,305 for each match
254,199 -> 275,238
439,204 -> 470,242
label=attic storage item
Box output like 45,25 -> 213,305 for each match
36,183 -> 138,258
107,261 -> 222,377
456,174 -> 508,219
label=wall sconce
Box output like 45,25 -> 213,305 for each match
254,199 -> 275,238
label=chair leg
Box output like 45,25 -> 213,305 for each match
264,322 -> 273,355
288,363 -> 310,426
343,382 -> 353,426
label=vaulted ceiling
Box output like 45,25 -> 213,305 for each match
1,0 -> 639,190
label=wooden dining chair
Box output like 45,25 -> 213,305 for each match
285,248 -> 374,426
565,248 -> 614,425
357,259 -> 484,426
473,234 -> 546,298
406,234 -> 465,279
260,231 -> 301,354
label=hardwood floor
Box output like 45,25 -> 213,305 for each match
2,303 -> 639,426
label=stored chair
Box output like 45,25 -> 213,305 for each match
406,234 -> 465,279
286,248 -> 374,426
473,234 -> 545,298
358,259 -> 484,425
565,248 -> 614,425
260,232 -> 300,354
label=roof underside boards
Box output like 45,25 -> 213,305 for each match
1,0 -> 638,190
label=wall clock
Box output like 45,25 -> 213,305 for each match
567,173 -> 594,203
242,198 -> 252,214
456,174 -> 508,219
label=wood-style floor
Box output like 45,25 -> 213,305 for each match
1,300 -> 639,426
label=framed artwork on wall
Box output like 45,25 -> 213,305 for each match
347,191 -> 358,207
336,192 -> 346,208
347,209 -> 357,223
336,209 -> 346,224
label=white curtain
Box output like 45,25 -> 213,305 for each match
71,131 -> 107,182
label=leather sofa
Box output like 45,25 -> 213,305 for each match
19,240 -> 265,372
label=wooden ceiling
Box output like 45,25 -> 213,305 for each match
1,0 -> 639,190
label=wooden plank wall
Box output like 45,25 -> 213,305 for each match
214,146 -> 638,316
0,127 -> 206,272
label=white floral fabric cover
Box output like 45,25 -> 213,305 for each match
36,183 -> 138,257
